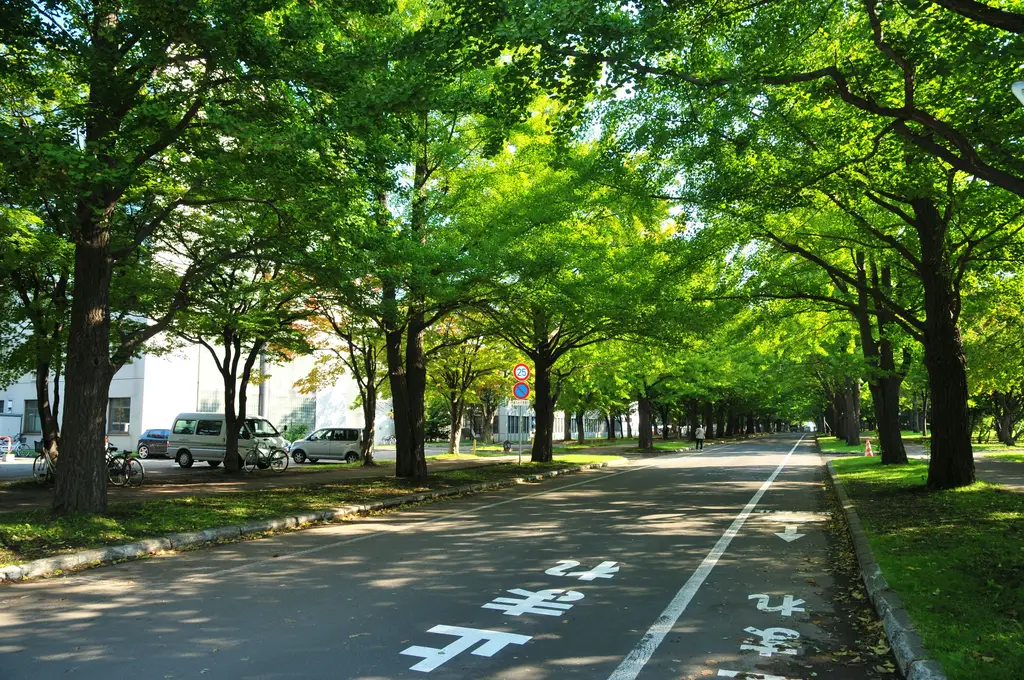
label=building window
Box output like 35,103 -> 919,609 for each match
507,415 -> 519,434
107,398 -> 131,434
24,400 -> 40,434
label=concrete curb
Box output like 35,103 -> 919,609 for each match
0,458 -> 629,585
826,461 -> 947,680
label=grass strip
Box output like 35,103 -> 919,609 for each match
983,453 -> 1024,463
831,457 -> 1024,680
0,461 -> 585,568
818,430 -> 931,455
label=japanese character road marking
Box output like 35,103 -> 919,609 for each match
482,587 -> 584,616
400,625 -> 531,673
718,671 -> 795,679
748,593 -> 806,617
545,560 -> 620,581
741,626 -> 801,657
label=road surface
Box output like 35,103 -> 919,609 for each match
0,436 -> 886,679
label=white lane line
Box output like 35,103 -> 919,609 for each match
196,446 -> 732,580
606,435 -> 806,680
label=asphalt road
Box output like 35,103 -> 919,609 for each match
0,436 -> 882,679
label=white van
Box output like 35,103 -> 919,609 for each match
289,427 -> 362,464
168,412 -> 289,468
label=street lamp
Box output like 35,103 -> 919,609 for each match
1013,81 -> 1024,107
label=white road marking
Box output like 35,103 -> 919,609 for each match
545,559 -> 620,580
718,671 -> 794,680
481,587 -> 583,616
196,446 -> 723,580
741,626 -> 801,657
605,436 -> 805,680
748,593 -> 805,616
775,525 -> 806,542
400,625 -> 531,672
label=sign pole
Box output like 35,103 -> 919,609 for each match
518,404 -> 523,464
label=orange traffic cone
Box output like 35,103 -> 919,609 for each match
864,439 -> 874,457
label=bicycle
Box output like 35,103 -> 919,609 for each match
243,441 -> 289,473
105,445 -> 145,487
380,434 -> 396,445
32,449 -> 56,484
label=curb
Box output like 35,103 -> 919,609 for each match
826,461 -> 947,680
0,458 -> 629,585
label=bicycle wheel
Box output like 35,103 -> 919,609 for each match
125,458 -> 145,487
242,451 -> 258,473
269,449 -> 289,473
107,455 -> 128,486
32,455 -> 50,482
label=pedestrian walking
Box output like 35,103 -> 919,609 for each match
695,425 -> 705,450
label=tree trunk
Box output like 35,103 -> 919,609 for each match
576,411 -> 585,445
563,411 -> 573,442
638,395 -> 654,451
703,401 -> 716,439
745,412 -> 755,435
35,359 -> 61,458
530,355 -> 555,462
853,258 -> 907,464
482,402 -> 497,444
385,323 -> 415,475
920,391 -> 929,437
659,405 -> 670,439
914,198 -> 974,489
715,403 -> 726,441
606,412 -> 616,441
399,315 -> 429,479
843,381 -> 861,446
361,384 -> 376,465
448,394 -> 463,455
688,399 -> 699,439
910,393 -> 919,432
54,238 -> 113,514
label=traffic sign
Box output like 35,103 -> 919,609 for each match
513,382 -> 531,399
513,363 -> 531,381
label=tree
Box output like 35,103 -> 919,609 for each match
426,322 -> 506,455
0,0 -> 358,512
171,258 -> 314,472
299,308 -> 388,465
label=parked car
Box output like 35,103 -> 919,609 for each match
290,427 -> 362,464
167,413 -> 289,468
136,429 -> 171,459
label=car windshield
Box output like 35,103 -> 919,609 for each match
245,418 -> 280,436
308,429 -> 329,441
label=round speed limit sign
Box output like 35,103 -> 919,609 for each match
513,363 -> 531,381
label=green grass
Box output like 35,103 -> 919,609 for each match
0,461 -> 600,568
831,457 -> 1024,679
817,430 -> 930,455
984,453 -> 1024,463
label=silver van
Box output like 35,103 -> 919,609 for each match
168,412 -> 289,468
289,427 -> 362,464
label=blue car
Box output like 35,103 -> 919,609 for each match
136,429 -> 171,459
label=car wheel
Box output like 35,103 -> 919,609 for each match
177,450 -> 194,468
137,445 -> 150,459
344,452 -> 359,463
208,461 -> 221,468
291,450 -> 306,464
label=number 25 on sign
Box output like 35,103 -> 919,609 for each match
513,363 -> 530,381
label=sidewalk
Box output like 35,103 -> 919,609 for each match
886,442 -> 1024,493
0,444 -> 641,514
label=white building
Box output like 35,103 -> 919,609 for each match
0,345 -> 378,452
1,344 -> 632,451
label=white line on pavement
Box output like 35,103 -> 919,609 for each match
196,445 -> 736,581
606,435 -> 806,680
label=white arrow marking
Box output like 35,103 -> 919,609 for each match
775,526 -> 805,542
